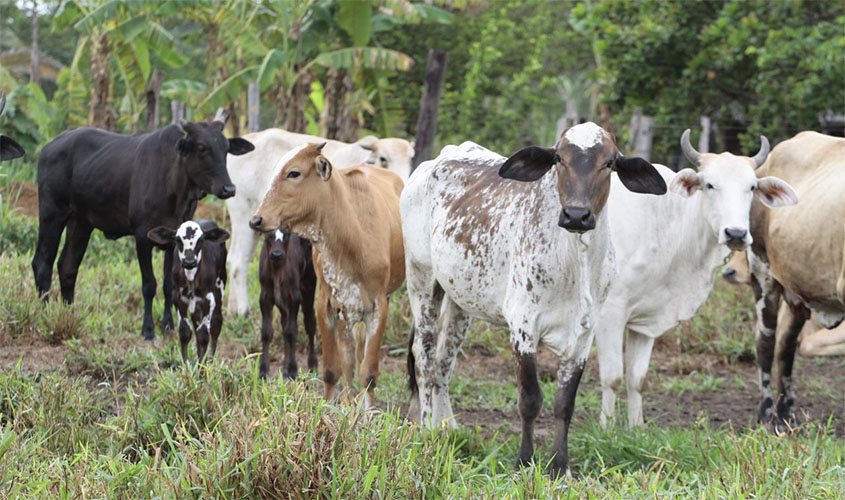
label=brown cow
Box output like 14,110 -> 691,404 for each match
250,142 -> 405,407
723,250 -> 845,357
747,131 -> 844,432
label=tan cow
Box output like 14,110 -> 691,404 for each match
250,143 -> 405,407
747,131 -> 845,432
723,250 -> 845,357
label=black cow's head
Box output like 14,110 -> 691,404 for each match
0,92 -> 25,162
175,120 -> 254,199
499,122 -> 667,233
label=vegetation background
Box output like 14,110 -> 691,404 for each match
0,0 -> 843,498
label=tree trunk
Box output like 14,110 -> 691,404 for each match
281,69 -> 312,134
30,0 -> 40,86
321,68 -> 358,142
88,32 -> 114,130
247,82 -> 260,133
145,69 -> 163,131
171,101 -> 185,124
628,108 -> 654,161
412,50 -> 448,171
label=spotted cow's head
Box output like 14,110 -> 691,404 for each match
362,138 -> 414,181
249,142 -> 332,234
175,120 -> 254,199
499,122 -> 667,232
669,129 -> 797,251
147,220 -> 229,279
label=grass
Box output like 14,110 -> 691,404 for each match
0,182 -> 843,498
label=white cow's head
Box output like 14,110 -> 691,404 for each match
362,138 -> 414,182
669,129 -> 798,250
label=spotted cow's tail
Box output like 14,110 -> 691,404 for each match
407,323 -> 418,396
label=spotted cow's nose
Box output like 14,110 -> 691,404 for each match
249,216 -> 263,231
559,207 -> 595,232
182,258 -> 198,269
219,184 -> 236,198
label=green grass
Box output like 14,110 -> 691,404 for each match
0,187 -> 843,498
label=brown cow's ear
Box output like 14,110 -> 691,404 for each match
668,168 -> 700,197
316,156 -> 332,181
755,176 -> 798,208
615,156 -> 667,195
203,227 -> 230,243
147,226 -> 176,246
499,146 -> 557,182
228,137 -> 255,156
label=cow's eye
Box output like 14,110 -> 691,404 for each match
604,159 -> 614,169
706,183 -> 715,190
197,144 -> 207,153
380,156 -> 387,164
287,171 -> 301,179
750,185 -> 756,191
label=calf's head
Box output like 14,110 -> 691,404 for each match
147,220 -> 229,279
499,122 -> 667,232
265,230 -> 290,261
722,250 -> 751,285
175,120 -> 254,199
669,129 -> 797,251
250,142 -> 332,233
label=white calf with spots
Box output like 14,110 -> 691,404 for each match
402,123 -> 668,478
147,220 -> 229,362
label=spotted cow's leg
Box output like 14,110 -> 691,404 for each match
431,298 -> 471,427
195,299 -> 212,362
625,330 -> 656,428
406,276 -> 444,425
514,351 -> 542,469
773,301 -> 807,433
549,330 -> 593,479
208,291 -> 223,359
176,305 -> 192,363
748,253 -> 782,426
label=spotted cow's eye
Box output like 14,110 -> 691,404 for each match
287,171 -> 301,179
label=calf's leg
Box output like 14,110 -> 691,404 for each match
281,302 -> 300,379
135,237 -> 158,341
514,351 -> 543,468
177,314 -> 192,362
57,217 -> 93,303
549,356 -> 586,479
208,293 -> 223,359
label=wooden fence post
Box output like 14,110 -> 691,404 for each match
412,49 -> 448,172
145,70 -> 163,131
247,82 -> 260,133
628,109 -> 654,161
699,115 -> 711,153
555,97 -> 580,141
171,101 -> 185,124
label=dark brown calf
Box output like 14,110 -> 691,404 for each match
258,230 -> 317,379
147,220 -> 229,362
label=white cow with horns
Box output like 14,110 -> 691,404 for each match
401,122 -> 667,478
594,130 -> 797,428
225,129 -> 414,316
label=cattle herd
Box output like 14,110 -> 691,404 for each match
1,88 -> 843,478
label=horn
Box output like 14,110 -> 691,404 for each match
680,128 -> 701,166
359,143 -> 373,151
176,119 -> 188,136
315,141 -> 327,152
213,107 -> 229,125
752,135 -> 770,167
0,91 -> 5,115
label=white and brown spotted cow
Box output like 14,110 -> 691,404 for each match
401,122 -> 667,478
148,220 -> 229,362
747,131 -> 845,433
250,142 -> 405,408
225,129 -> 413,317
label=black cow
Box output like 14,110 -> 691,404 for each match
148,220 -> 228,362
0,92 -> 25,161
258,230 -> 317,379
33,120 -> 253,340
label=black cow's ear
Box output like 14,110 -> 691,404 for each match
614,156 -> 667,195
0,135 -> 25,161
203,227 -> 230,243
228,137 -> 255,156
147,226 -> 176,246
499,146 -> 557,182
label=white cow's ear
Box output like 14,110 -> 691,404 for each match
669,168 -> 701,197
756,176 -> 798,208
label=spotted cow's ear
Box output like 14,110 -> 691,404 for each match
147,226 -> 176,246
499,146 -> 557,182
202,227 -> 230,243
614,156 -> 667,195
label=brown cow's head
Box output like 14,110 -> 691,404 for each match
250,142 -> 331,234
499,122 -> 667,232
669,129 -> 798,251
175,120 -> 254,199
